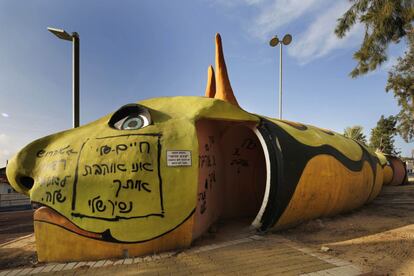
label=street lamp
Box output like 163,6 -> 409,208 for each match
47,27 -> 80,128
269,34 -> 292,120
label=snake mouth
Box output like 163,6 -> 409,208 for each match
33,205 -> 102,239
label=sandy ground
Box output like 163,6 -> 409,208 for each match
0,234 -> 36,269
281,183 -> 414,275
1,182 -> 414,274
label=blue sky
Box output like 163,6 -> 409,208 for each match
0,0 -> 412,167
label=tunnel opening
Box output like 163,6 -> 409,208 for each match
193,119 -> 268,239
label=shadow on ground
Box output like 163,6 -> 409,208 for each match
0,247 -> 37,269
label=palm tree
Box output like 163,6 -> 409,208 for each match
344,125 -> 367,145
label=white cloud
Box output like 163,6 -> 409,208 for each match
250,0 -> 328,39
1,112 -> 9,118
213,0 -> 364,64
287,1 -> 363,64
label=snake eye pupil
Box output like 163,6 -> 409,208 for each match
129,121 -> 137,127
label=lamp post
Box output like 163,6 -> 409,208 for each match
269,34 -> 292,120
47,27 -> 80,128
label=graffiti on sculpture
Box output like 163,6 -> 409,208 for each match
31,134 -> 164,222
198,135 -> 217,215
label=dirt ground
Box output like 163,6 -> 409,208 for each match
281,183 -> 414,275
0,234 -> 36,270
1,183 -> 414,274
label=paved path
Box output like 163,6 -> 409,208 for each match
0,234 -> 361,275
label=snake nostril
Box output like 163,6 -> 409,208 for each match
20,176 -> 34,190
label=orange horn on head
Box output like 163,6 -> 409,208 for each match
205,65 -> 216,98
214,33 -> 239,107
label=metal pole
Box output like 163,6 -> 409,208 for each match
279,43 -> 283,120
72,32 -> 80,128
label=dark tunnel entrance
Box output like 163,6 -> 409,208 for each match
193,119 -> 268,239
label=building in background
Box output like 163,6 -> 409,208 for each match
0,167 -> 31,211
406,160 -> 413,175
0,167 -> 12,194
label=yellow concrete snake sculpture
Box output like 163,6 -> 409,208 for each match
6,34 -> 407,262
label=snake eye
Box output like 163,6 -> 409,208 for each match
109,104 -> 152,130
118,114 -> 149,130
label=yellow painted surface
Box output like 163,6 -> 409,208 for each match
8,119 -> 197,242
383,165 -> 394,185
138,96 -> 258,123
375,151 -> 388,166
264,118 -> 363,162
6,97 -> 259,244
6,95 -> 390,261
274,155 -> 375,229
366,163 -> 384,202
374,150 -> 392,186
34,216 -> 194,262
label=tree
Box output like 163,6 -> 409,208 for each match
335,0 -> 414,143
386,32 -> 414,142
335,0 -> 414,78
343,125 -> 368,144
369,115 -> 398,154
